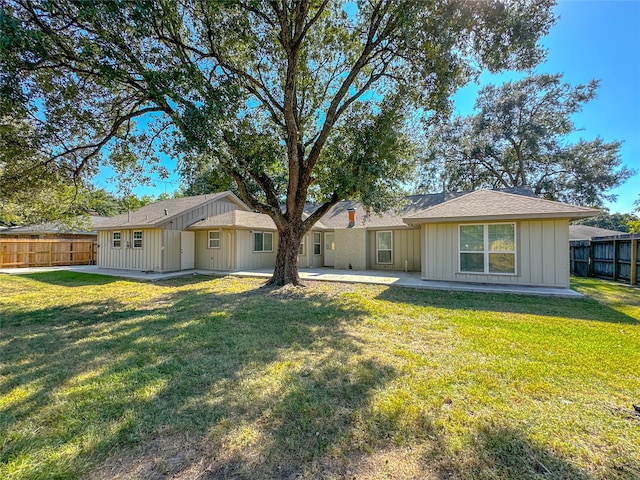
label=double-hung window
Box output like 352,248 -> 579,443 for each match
459,223 -> 516,274
376,231 -> 393,264
253,231 -> 273,252
133,231 -> 143,249
298,239 -> 305,255
208,230 -> 220,248
313,232 -> 322,255
112,231 -> 121,248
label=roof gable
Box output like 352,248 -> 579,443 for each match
95,191 -> 250,229
403,190 -> 599,223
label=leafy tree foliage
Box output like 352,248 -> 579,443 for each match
629,197 -> 640,234
572,210 -> 637,234
1,0 -> 555,284
424,74 -> 633,206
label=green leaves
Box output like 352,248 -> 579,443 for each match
426,74 -> 634,206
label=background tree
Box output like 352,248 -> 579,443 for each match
1,0 -> 555,285
423,74 -> 633,206
572,210 -> 637,234
629,197 -> 640,234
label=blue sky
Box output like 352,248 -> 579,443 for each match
95,0 -> 640,213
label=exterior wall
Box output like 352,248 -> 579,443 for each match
334,228 -> 367,270
297,231 -> 324,268
194,229 -> 236,270
97,228 -> 162,271
235,229 -> 278,269
420,219 -> 570,287
157,199 -> 241,231
368,228 -> 421,272
162,230 -> 182,272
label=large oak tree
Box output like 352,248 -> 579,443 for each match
422,74 -> 633,206
0,0 -> 555,285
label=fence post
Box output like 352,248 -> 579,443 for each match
631,239 -> 638,287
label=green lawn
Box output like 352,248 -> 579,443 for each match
0,273 -> 638,480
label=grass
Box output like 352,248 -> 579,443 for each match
0,272 -> 638,480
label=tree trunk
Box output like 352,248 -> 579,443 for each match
265,223 -> 304,286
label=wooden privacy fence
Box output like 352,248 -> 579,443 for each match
570,234 -> 639,285
0,239 -> 96,269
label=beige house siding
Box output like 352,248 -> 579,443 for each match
235,230 -> 278,269
194,229 -> 236,270
334,228 -> 367,270
368,229 -> 421,272
97,228 -> 162,271
157,198 -> 241,231
297,231 -> 324,268
420,219 -> 570,287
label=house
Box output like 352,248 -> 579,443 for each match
569,224 -> 627,240
402,190 -> 598,288
95,189 -> 597,289
0,215 -> 111,240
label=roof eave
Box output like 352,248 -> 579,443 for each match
403,211 -> 599,224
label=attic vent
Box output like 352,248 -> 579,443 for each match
164,209 -> 168,216
347,208 -> 356,227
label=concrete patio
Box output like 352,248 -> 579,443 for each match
0,265 -> 583,298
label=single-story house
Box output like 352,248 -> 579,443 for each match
569,224 -> 627,240
0,215 -> 111,240
95,189 -> 597,289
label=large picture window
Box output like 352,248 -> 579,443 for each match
112,231 -> 121,248
376,231 -> 393,264
208,230 -> 220,249
253,231 -> 273,252
459,223 -> 515,274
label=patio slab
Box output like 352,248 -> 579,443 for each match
0,265 -> 583,298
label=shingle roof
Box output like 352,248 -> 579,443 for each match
403,190 -> 598,223
95,192 -> 246,229
0,216 -> 111,235
569,225 -> 627,240
188,210 -> 278,231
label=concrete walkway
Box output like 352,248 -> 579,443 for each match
0,264 -> 583,298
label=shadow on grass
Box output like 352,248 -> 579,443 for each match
375,284 -> 639,325
0,276 -> 397,479
20,270 -> 123,286
427,425 -> 590,480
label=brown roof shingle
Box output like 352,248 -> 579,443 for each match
403,190 -> 598,223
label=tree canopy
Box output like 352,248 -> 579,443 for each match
422,74 -> 633,207
1,0 -> 555,284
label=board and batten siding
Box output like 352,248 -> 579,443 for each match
157,199 -> 241,231
420,219 -> 570,287
367,228 -> 421,271
97,229 -> 162,271
296,231 -> 324,268
235,230 -> 278,269
194,229 -> 235,270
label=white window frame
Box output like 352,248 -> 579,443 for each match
298,238 -> 305,255
458,223 -> 517,275
112,231 -> 121,249
313,232 -> 322,255
132,230 -> 143,249
208,230 -> 221,249
376,231 -> 393,264
253,231 -> 273,253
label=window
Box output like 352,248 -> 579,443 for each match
459,223 -> 515,274
376,231 -> 393,264
298,239 -> 305,255
133,231 -> 143,249
313,232 -> 322,255
208,230 -> 220,249
112,231 -> 121,248
253,231 -> 273,252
